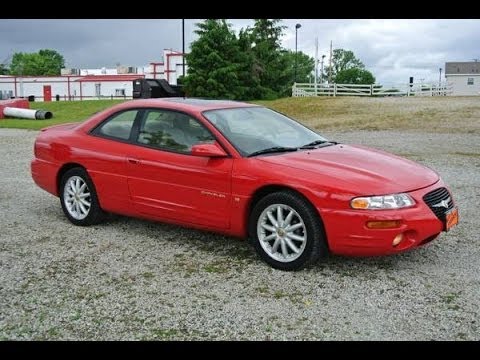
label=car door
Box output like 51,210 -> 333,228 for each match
86,108 -> 142,213
126,109 -> 233,229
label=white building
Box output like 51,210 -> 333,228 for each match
445,61 -> 480,96
0,74 -> 144,101
61,49 -> 187,84
0,49 -> 187,101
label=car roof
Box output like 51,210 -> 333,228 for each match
121,97 -> 259,112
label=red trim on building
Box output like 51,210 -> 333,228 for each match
165,51 -> 185,83
149,62 -> 165,80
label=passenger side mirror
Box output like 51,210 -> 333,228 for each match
191,142 -> 228,158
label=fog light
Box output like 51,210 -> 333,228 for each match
392,233 -> 404,247
366,220 -> 402,229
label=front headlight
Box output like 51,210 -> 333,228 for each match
350,193 -> 415,210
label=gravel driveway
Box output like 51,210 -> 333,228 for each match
0,128 -> 478,340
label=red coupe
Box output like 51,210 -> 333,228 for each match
31,99 -> 458,270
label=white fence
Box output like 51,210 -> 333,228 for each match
292,82 -> 453,97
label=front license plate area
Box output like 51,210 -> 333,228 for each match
445,207 -> 459,231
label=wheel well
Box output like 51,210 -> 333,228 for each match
247,185 -> 329,248
56,163 -> 86,193
248,185 -> 316,219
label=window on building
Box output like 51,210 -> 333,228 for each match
467,78 -> 474,85
115,89 -> 126,96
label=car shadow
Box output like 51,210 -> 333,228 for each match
97,213 -> 434,276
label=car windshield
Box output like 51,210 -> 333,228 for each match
203,106 -> 328,157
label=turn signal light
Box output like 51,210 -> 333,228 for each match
351,198 -> 369,209
366,220 -> 402,229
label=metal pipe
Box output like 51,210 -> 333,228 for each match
3,107 -> 53,120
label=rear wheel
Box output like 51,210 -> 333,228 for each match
249,191 -> 328,271
59,167 -> 105,226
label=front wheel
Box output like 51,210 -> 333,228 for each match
59,167 -> 105,226
249,191 -> 328,271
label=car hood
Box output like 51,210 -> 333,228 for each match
257,144 -> 439,195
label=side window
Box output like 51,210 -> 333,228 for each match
96,110 -> 138,140
467,77 -> 474,85
137,110 -> 214,153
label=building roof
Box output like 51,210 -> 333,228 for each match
75,74 -> 145,82
445,62 -> 480,75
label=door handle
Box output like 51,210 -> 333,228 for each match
127,157 -> 140,165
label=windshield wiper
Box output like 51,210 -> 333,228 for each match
247,146 -> 298,157
299,140 -> 338,149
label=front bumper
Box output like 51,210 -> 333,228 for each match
320,180 -> 455,256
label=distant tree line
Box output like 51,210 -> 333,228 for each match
2,49 -> 65,76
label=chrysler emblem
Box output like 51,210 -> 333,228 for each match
432,197 -> 450,209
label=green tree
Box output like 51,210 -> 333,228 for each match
250,19 -> 290,99
9,49 -> 65,76
335,68 -> 375,84
184,19 -> 244,99
324,49 -> 373,83
235,27 -> 260,100
283,50 -> 315,84
184,19 -> 314,100
0,63 -> 8,75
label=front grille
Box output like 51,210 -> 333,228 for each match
423,187 -> 454,220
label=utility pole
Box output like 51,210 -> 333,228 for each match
314,37 -> 318,87
439,67 -> 442,87
320,55 -> 326,84
328,40 -> 333,84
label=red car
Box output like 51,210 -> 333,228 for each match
31,98 -> 459,270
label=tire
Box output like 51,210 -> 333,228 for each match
249,191 -> 328,271
59,167 -> 105,226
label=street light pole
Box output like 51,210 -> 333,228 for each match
294,23 -> 301,83
439,67 -> 442,87
182,19 -> 185,79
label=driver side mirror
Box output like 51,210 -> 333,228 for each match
191,142 -> 228,158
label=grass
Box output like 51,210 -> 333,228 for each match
254,96 -> 480,134
1,96 -> 480,133
0,100 -> 125,130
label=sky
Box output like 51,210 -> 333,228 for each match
1,19 -> 479,84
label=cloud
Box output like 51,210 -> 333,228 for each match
280,19 -> 480,83
1,19 -> 479,84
